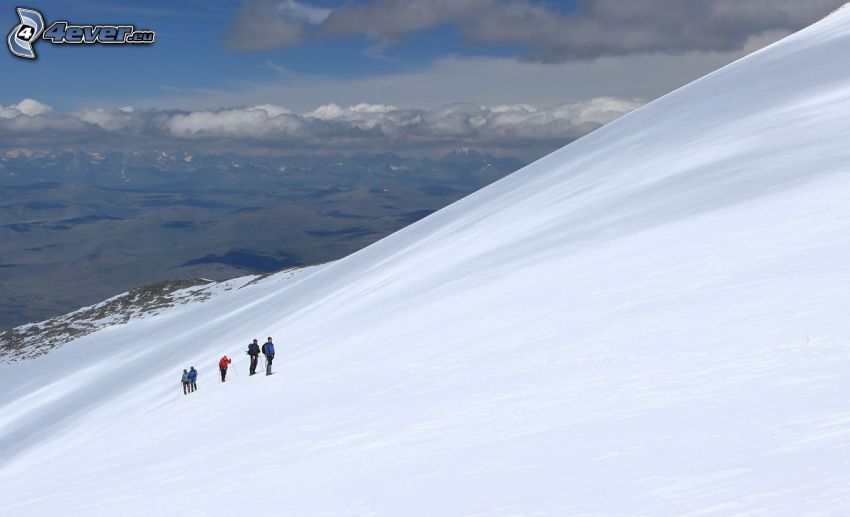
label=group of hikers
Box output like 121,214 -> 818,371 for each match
181,337 -> 277,395
181,367 -> 198,395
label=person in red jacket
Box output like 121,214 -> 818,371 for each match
219,355 -> 232,382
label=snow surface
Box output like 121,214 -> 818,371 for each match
4,9 -> 850,516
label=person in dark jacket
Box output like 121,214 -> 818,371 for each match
181,369 -> 190,395
219,355 -> 232,382
188,366 -> 198,392
261,337 -> 275,376
247,339 -> 260,375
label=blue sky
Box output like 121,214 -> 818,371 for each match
2,0 -> 579,111
2,0 -> 300,110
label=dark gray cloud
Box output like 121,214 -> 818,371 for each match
464,0 -> 847,62
228,0 -> 844,62
0,98 -> 642,154
227,0 -> 325,50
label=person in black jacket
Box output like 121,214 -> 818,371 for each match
246,339 -> 260,375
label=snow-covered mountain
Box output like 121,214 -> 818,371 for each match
4,8 -> 850,516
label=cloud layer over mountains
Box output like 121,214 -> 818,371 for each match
0,97 -> 642,154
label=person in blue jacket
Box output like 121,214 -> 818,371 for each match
261,337 -> 275,376
187,366 -> 198,392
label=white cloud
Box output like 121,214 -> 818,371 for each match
166,104 -> 304,138
76,108 -> 134,131
166,99 -> 642,143
0,98 -> 54,119
0,99 -> 92,135
14,98 -> 54,117
278,0 -> 332,25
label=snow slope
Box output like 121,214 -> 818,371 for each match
4,9 -> 850,516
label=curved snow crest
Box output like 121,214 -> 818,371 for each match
4,9 -> 850,517
0,271 -> 318,363
1,279 -> 217,363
